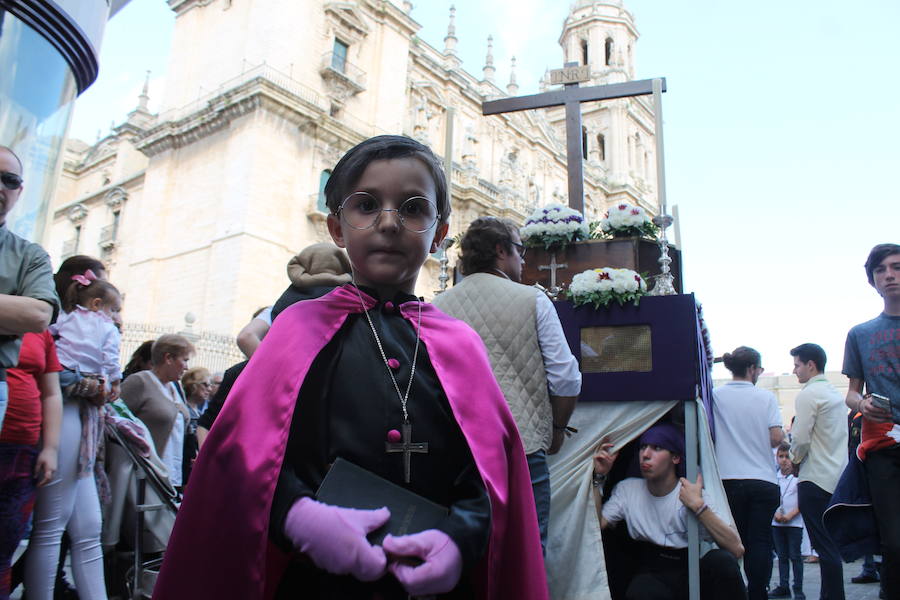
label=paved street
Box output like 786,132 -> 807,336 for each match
772,557 -> 884,600
9,544 -> 887,598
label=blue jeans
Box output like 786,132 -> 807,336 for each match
772,526 -> 803,592
859,554 -> 878,578
526,450 -> 549,555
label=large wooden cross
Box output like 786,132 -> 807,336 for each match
482,63 -> 666,215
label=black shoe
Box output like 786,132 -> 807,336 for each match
768,587 -> 790,598
851,573 -> 880,584
54,576 -> 80,600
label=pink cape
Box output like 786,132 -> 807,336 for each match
154,285 -> 548,599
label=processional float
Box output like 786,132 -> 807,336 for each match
480,64 -> 726,600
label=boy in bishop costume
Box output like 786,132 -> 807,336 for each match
154,136 -> 547,599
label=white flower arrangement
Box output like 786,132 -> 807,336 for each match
568,267 -> 648,309
520,203 -> 590,250
593,202 -> 659,239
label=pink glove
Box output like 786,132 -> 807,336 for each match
283,497 -> 389,581
383,529 -> 463,596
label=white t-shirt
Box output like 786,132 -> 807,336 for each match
713,381 -> 782,483
772,471 -> 803,528
602,478 -> 715,548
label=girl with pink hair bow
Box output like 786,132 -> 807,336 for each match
24,271 -> 123,600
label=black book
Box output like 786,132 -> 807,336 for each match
315,457 -> 449,545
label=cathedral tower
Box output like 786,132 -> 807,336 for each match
552,0 -> 657,214
559,0 -> 637,85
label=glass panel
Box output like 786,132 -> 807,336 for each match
0,10 -> 78,242
331,39 -> 348,73
317,169 -> 330,212
580,325 -> 652,373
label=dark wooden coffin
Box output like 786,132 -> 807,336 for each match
521,237 -> 683,294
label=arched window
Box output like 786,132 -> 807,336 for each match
605,37 -> 614,66
596,133 -> 606,162
581,39 -> 589,65
581,126 -> 588,160
317,170 -> 331,212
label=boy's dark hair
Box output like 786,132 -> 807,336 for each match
790,342 -> 827,372
864,243 -> 900,285
458,217 -> 518,276
719,346 -> 761,378
777,442 -> 791,454
324,135 -> 450,225
63,278 -> 119,313
54,255 -> 106,300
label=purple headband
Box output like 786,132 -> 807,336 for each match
639,423 -> 685,458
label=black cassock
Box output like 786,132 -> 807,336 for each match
268,288 -> 491,599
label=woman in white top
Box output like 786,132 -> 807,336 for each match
712,346 -> 784,600
120,334 -> 193,491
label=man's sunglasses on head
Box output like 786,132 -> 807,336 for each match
1,172 -> 23,190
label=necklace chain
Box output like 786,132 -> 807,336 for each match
351,283 -> 422,423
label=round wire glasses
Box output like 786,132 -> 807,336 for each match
338,191 -> 440,233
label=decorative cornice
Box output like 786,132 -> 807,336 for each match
66,203 -> 88,223
136,75 -> 327,157
362,0 -> 418,38
104,187 -> 128,210
167,0 -> 217,17
324,2 -> 371,42
559,8 -> 639,46
53,171 -> 146,221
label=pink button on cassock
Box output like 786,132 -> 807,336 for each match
383,301 -> 395,312
387,358 -> 400,369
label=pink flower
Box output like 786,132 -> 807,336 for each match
631,209 -> 640,215
618,204 -> 627,211
597,271 -> 611,281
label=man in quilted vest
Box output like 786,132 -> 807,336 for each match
433,216 -> 581,553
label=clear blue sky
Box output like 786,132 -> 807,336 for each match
71,0 -> 900,376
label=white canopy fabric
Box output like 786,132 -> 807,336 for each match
545,400 -> 734,600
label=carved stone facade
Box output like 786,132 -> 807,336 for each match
46,0 -> 658,340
